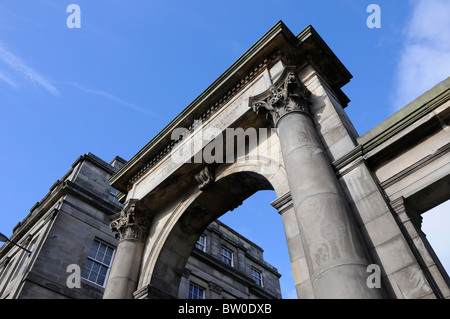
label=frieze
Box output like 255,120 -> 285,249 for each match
126,51 -> 287,191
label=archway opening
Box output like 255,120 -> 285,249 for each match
217,190 -> 295,298
148,170 -> 294,299
404,174 -> 450,293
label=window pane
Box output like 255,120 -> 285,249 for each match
99,265 -> 107,276
88,241 -> 99,258
103,253 -> 112,265
88,270 -> 98,282
82,259 -> 93,278
221,248 -> 233,266
96,243 -> 106,261
196,235 -> 206,251
189,283 -> 204,299
92,262 -> 100,273
83,239 -> 115,287
252,269 -> 263,286
106,247 -> 114,257
97,274 -> 106,286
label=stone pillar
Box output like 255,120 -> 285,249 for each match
250,66 -> 382,298
103,199 -> 151,299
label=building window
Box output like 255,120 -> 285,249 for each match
196,234 -> 206,252
252,268 -> 263,287
188,283 -> 205,299
220,247 -> 233,266
82,239 -> 115,287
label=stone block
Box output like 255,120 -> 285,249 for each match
286,234 -> 305,263
296,279 -> 314,299
326,133 -> 358,162
344,190 -> 391,231
370,235 -> 415,276
381,273 -> 403,299
393,264 -> 433,299
361,212 -> 402,249
339,164 -> 379,202
427,264 -> 450,298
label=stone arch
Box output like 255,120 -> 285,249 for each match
104,23 -> 450,299
137,158 -> 288,298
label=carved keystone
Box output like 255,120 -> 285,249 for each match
195,166 -> 215,191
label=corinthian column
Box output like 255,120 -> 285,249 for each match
249,66 -> 382,299
103,199 -> 151,299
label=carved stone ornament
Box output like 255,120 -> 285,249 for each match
110,199 -> 151,242
195,166 -> 215,190
249,66 -> 311,127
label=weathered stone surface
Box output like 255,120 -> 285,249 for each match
102,23 -> 450,299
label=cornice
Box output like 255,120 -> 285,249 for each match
110,21 -> 352,195
0,179 -> 122,258
270,191 -> 293,215
333,78 -> 450,172
357,77 -> 450,150
114,50 -> 283,193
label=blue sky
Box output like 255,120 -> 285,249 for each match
0,0 -> 449,299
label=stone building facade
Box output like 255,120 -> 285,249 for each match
0,153 -> 281,299
0,153 -> 123,299
1,21 -> 449,300
179,220 -> 281,299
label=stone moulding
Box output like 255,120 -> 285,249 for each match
332,79 -> 450,174
270,191 -> 293,215
109,21 -> 353,197
125,51 -> 283,191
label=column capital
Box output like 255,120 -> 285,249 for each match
110,199 -> 152,242
249,66 -> 311,127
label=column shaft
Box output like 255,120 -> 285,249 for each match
249,66 -> 382,298
103,240 -> 145,299
277,111 -> 381,298
103,199 -> 150,299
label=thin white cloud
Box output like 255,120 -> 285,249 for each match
392,0 -> 450,111
69,82 -> 160,117
0,70 -> 17,88
0,43 -> 59,96
392,0 -> 450,278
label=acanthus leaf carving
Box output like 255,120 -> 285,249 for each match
110,199 -> 152,242
249,66 -> 311,127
